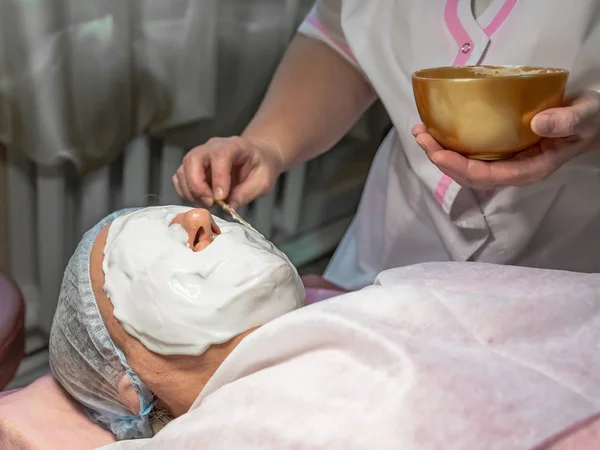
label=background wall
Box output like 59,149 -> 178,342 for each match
0,145 -> 9,273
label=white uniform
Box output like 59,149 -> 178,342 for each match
298,0 -> 600,290
101,263 -> 600,450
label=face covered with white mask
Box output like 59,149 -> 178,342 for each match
49,206 -> 305,439
103,206 -> 305,356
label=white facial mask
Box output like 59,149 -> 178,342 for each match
102,206 -> 305,356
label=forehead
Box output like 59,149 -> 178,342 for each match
91,222 -> 113,273
111,206 -> 193,227
89,222 -> 115,319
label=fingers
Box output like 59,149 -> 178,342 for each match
531,90 -> 600,138
412,127 -> 582,188
228,167 -> 275,210
537,136 -> 586,170
414,131 -> 446,164
174,138 -> 254,206
207,137 -> 254,202
173,174 -> 185,199
434,143 -> 584,188
413,127 -> 487,186
209,149 -> 235,202
428,151 -> 500,189
181,147 -> 213,205
411,124 -> 428,137
413,107 -> 590,188
432,145 -> 554,188
173,169 -> 194,203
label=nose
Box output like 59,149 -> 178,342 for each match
171,209 -> 221,251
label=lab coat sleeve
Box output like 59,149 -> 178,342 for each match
297,1 -> 363,73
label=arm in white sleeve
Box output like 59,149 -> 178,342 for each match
242,0 -> 376,170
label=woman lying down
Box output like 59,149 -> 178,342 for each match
49,206 -> 600,450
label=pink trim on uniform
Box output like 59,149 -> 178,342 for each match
435,175 -> 454,206
483,0 -> 518,36
305,13 -> 357,63
444,0 -> 473,66
435,0 -> 517,208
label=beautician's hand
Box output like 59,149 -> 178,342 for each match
173,136 -> 284,209
413,90 -> 600,189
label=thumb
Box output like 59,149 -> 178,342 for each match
228,169 -> 275,209
532,91 -> 600,138
532,108 -> 582,138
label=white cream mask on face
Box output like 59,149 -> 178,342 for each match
102,206 -> 305,356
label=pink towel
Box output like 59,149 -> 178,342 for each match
0,374 -> 116,449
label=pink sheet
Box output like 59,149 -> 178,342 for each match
3,283 -> 598,449
3,375 -> 600,450
99,264 -> 600,449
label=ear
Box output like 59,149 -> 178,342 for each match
117,375 -> 141,415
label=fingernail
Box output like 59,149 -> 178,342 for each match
533,114 -> 555,135
214,187 -> 224,200
201,196 -> 213,206
229,201 -> 239,210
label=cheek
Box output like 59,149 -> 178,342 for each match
104,309 -> 167,385
121,340 -> 172,395
103,309 -> 137,356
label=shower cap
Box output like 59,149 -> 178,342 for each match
49,208 -> 155,440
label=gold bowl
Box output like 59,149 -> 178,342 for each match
412,65 -> 569,160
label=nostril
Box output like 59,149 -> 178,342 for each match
193,226 -> 205,248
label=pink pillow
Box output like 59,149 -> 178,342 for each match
305,287 -> 345,305
0,374 -> 116,449
0,272 -> 26,390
